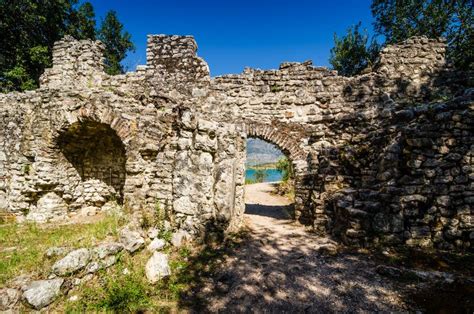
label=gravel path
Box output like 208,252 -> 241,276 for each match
189,182 -> 410,313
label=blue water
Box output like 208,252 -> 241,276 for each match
245,168 -> 283,182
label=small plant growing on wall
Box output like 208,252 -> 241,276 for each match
270,84 -> 283,93
22,163 -> 31,175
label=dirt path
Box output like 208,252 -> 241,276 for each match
186,183 -> 411,312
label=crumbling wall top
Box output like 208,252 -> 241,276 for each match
40,35 -> 106,89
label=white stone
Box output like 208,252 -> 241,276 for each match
52,248 -> 90,276
23,279 -> 63,310
80,206 -> 98,216
145,252 -> 171,284
120,228 -> 145,253
93,242 -> 123,259
147,238 -> 166,251
147,227 -> 159,239
0,288 -> 20,310
171,229 -> 191,247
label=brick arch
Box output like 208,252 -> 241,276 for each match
53,106 -> 136,146
243,122 -> 308,165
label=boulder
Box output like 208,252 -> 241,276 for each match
52,248 -> 90,276
147,238 -> 166,251
0,288 -> 20,310
93,242 -> 123,259
120,228 -> 145,253
85,261 -> 100,274
147,227 -> 159,239
145,252 -> 171,284
23,279 -> 63,309
171,229 -> 191,247
45,247 -> 70,259
316,243 -> 339,255
85,254 -> 118,274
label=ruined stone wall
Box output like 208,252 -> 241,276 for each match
318,92 -> 473,250
0,34 -> 471,250
0,35 -> 245,236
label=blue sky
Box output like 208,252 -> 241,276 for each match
88,0 -> 376,76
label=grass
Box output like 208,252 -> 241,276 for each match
62,244 -> 200,312
65,251 -> 155,312
63,230 -> 249,312
0,213 -> 123,286
245,178 -> 256,185
0,205 -> 249,312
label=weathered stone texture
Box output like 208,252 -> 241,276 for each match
0,34 -> 472,251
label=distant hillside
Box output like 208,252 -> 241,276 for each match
246,138 -> 284,166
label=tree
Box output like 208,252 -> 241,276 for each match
98,11 -> 135,75
276,157 -> 293,182
1,2 -> 134,92
66,2 -> 96,40
0,0 -> 73,91
371,0 -> 473,69
329,22 -> 380,76
254,169 -> 267,183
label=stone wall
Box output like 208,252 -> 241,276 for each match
321,92 -> 473,250
0,34 -> 472,250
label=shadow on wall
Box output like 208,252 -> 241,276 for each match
56,121 -> 126,204
308,64 -> 473,250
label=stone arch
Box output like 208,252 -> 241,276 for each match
243,122 -> 311,223
243,122 -> 308,166
56,121 -> 126,206
52,107 -> 133,208
53,106 -> 136,146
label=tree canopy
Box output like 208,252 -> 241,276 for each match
330,0 -> 473,76
372,0 -> 473,70
0,0 -> 134,92
329,23 -> 380,76
98,11 -> 135,75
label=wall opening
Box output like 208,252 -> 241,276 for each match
57,121 -> 126,206
244,137 -> 295,221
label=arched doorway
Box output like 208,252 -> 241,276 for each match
245,137 -> 295,221
242,122 -> 309,224
56,121 -> 126,209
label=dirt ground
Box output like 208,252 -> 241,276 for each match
185,182 -> 417,313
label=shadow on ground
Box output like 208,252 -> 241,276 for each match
245,203 -> 294,220
177,229 -> 410,312
175,183 -> 474,313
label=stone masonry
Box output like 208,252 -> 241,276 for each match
0,34 -> 472,250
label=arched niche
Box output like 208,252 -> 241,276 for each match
56,121 -> 126,205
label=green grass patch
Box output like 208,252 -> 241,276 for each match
0,213 -> 123,286
64,229 -> 250,312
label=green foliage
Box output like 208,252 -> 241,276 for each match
66,2 -> 96,40
245,178 -> 256,185
254,169 -> 267,183
371,0 -> 474,70
93,269 -> 150,311
276,156 -> 293,182
0,214 -> 122,285
22,163 -> 31,175
329,22 -> 380,76
270,84 -> 283,92
70,256 -> 152,312
0,1 -> 134,92
3,66 -> 37,91
98,11 -> 135,75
